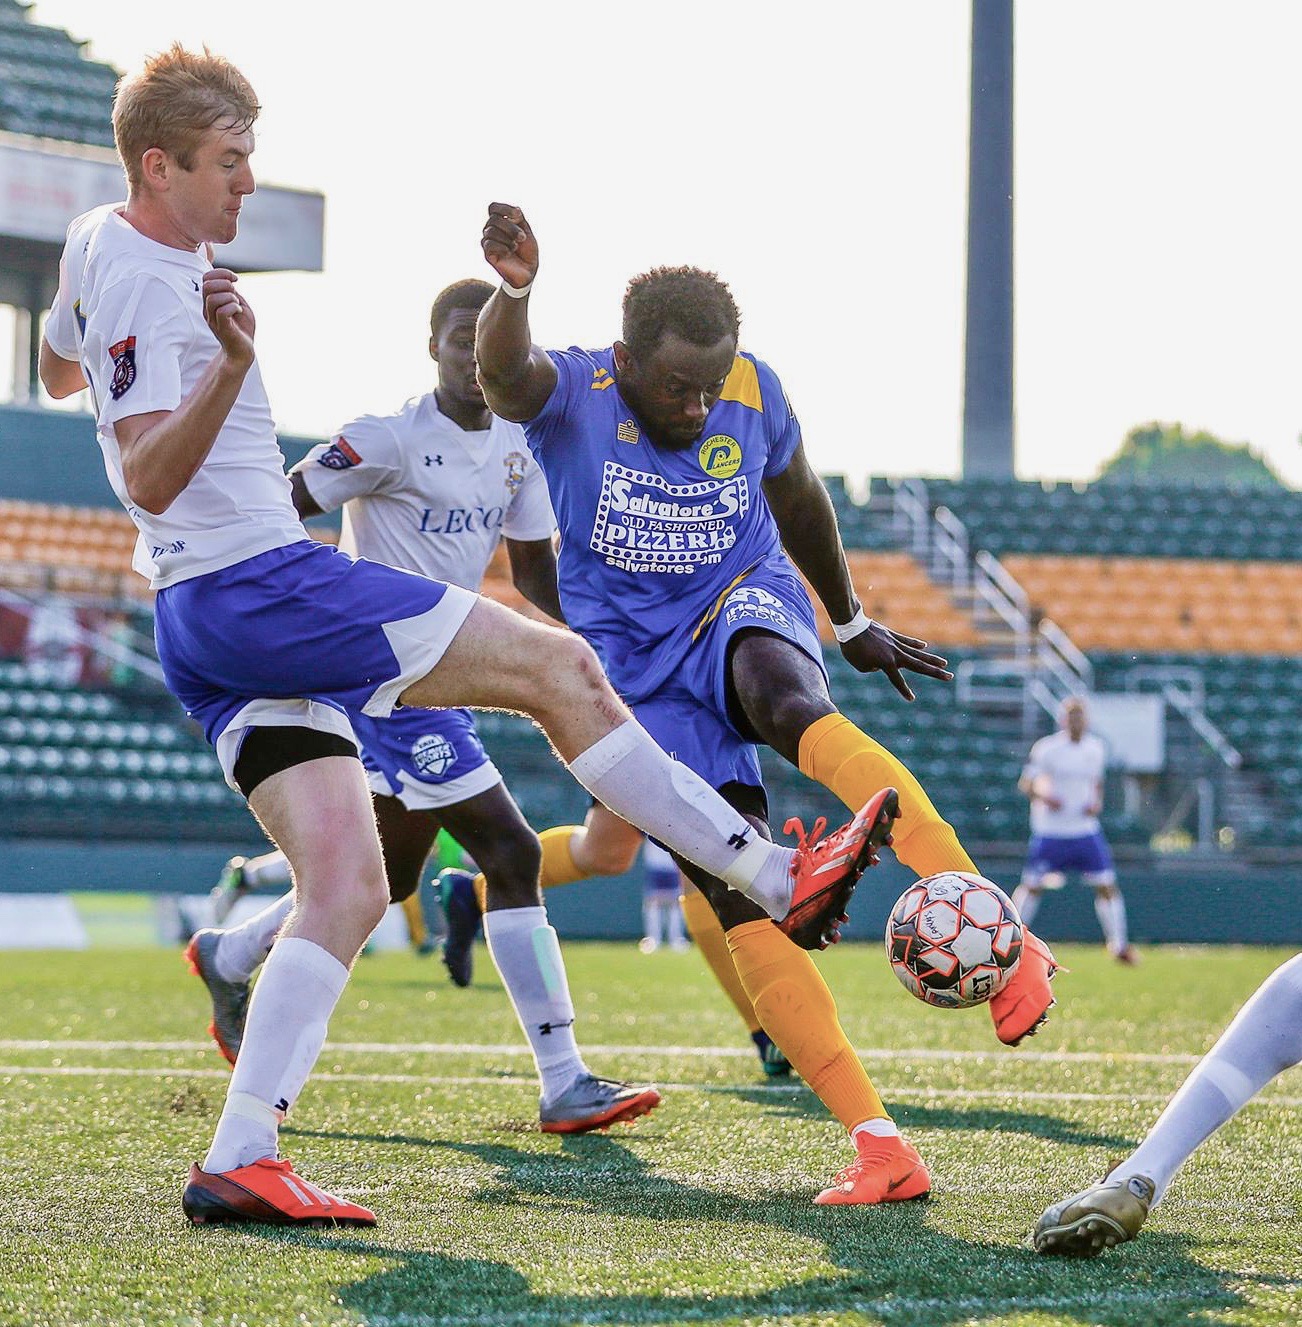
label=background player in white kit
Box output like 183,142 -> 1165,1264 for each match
1012,696 -> 1137,964
187,277 -> 662,1135
38,45 -> 895,1227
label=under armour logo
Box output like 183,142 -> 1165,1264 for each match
727,831 -> 750,851
537,1018 -> 575,1036
425,454 -> 443,466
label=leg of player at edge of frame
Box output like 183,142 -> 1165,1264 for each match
1034,951 -> 1302,1256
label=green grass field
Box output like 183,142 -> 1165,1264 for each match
0,941 -> 1297,1327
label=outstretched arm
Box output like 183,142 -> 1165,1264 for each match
764,443 -> 952,701
476,202 -> 557,423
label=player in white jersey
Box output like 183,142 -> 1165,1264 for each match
1012,697 -> 1137,963
40,46 -> 892,1228
186,278 -> 666,1135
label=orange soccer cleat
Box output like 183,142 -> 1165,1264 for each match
780,788 -> 899,950
813,1132 -> 932,1206
182,1157 -> 376,1227
990,928 -> 1060,1045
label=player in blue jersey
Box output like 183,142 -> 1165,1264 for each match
476,202 -> 1061,1205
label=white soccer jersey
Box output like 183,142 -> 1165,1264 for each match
45,205 -> 305,589
298,394 -> 555,590
1024,730 -> 1108,837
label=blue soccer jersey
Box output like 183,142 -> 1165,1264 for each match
525,347 -> 802,704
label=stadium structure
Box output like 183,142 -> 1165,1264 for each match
0,0 -> 1298,947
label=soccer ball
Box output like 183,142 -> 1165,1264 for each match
885,872 -> 1023,1009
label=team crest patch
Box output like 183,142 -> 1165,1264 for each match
412,732 -> 456,779
108,337 -> 136,401
698,434 -> 741,479
317,437 -> 363,470
503,451 -> 528,497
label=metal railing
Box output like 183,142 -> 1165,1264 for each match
1124,666 -> 1241,770
932,506 -> 970,593
891,478 -> 931,559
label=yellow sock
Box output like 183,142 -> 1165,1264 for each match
472,824 -> 586,911
538,825 -> 585,887
679,889 -> 761,1035
727,919 -> 887,1130
400,892 -> 427,948
799,712 -> 978,876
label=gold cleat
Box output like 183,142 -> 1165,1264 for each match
1033,1171 -> 1155,1256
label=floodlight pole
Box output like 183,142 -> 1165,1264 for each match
962,0 -> 1015,479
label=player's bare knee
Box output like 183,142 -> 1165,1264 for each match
356,876 -> 392,934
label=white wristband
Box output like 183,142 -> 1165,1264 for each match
499,280 -> 533,300
832,607 -> 874,643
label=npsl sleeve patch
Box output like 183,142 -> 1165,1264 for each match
317,437 -> 363,470
108,336 -> 137,400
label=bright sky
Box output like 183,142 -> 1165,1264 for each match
27,0 -> 1302,489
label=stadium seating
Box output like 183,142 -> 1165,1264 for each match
1091,651 -> 1302,844
0,501 -> 148,599
921,477 -> 1301,561
0,0 -> 118,149
1003,555 -> 1302,655
0,658 -> 256,841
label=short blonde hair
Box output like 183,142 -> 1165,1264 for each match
113,44 -> 259,193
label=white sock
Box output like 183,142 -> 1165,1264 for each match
665,899 -> 686,948
203,937 -> 349,1172
1100,891 -> 1128,952
567,721 -> 794,917
1012,884 -> 1042,926
215,892 -> 295,984
482,906 -> 588,1102
642,898 -> 662,946
1116,953 -> 1302,1203
242,850 -> 294,890
852,1118 -> 900,1141
1092,891 -> 1116,949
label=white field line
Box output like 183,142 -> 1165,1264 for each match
332,1287 -> 1247,1327
1,1063 -> 1299,1107
0,1038 -> 1211,1064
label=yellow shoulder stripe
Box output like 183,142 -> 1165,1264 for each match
718,357 -> 763,413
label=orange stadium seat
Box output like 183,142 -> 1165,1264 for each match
1003,554 -> 1301,655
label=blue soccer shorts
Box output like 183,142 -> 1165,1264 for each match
1021,830 -> 1117,887
350,705 -> 501,811
154,540 -> 476,789
631,561 -> 827,793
